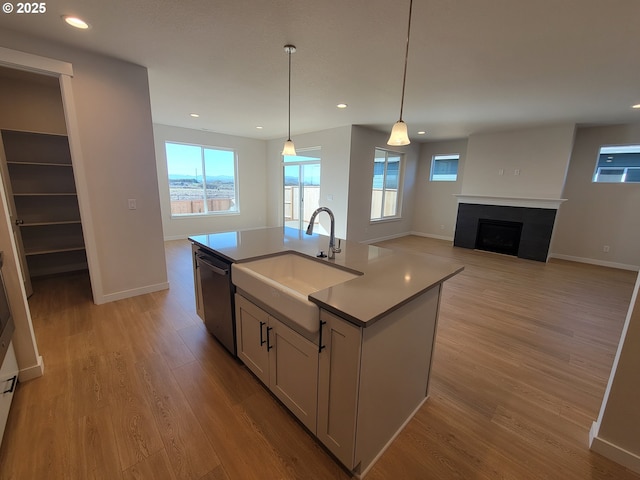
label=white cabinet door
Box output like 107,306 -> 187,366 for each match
235,294 -> 319,433
317,310 -> 362,470
269,319 -> 319,433
235,294 -> 269,384
0,342 -> 19,446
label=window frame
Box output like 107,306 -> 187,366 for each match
430,153 -> 460,182
592,145 -> 640,184
370,147 -> 404,223
165,141 -> 240,218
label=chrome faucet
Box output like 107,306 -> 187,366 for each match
306,207 -> 341,259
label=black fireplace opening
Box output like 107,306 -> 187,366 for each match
475,219 -> 523,256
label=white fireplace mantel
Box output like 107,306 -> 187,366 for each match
454,195 -> 567,210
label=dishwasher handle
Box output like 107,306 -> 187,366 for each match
196,254 -> 229,276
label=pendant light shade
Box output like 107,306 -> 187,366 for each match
388,121 -> 410,146
282,44 -> 297,156
387,0 -> 413,146
282,139 -> 297,156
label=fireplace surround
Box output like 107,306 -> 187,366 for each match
454,201 -> 559,262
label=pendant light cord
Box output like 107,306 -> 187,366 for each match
399,0 -> 413,121
287,49 -> 292,141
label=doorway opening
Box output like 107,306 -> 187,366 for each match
283,147 -> 324,234
0,66 -> 91,300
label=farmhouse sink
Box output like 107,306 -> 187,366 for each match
231,252 -> 361,333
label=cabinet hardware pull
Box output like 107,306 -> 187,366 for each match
259,321 -> 266,346
319,320 -> 327,352
3,375 -> 17,394
266,326 -> 273,351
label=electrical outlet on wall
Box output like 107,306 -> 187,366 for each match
603,245 -> 610,253
128,198 -> 137,210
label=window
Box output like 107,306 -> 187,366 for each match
371,148 -> 403,221
430,154 -> 459,181
165,142 -> 239,216
593,145 -> 640,183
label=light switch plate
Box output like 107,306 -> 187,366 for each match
128,199 -> 137,210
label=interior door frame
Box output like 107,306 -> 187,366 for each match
0,46 -> 103,304
0,133 -> 32,297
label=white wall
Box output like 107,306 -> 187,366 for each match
590,271 -> 640,474
551,124 -> 640,269
0,31 -> 168,302
154,124 -> 268,239
412,139 -> 468,240
462,124 -> 576,199
346,126 -> 419,243
266,126 -> 352,239
0,73 -> 66,134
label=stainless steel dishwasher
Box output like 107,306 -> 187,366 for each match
195,250 -> 236,356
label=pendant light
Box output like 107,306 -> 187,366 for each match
282,44 -> 297,156
387,0 -> 413,146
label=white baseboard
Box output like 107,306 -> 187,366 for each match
549,253 -> 639,272
95,281 -> 170,305
361,231 -> 413,245
19,355 -> 44,382
364,231 -> 455,245
410,231 -> 455,242
590,422 -> 640,474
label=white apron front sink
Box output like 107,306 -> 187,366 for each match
231,252 -> 361,333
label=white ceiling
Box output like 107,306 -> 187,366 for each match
1,0 -> 640,142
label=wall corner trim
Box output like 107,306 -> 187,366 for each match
95,281 -> 170,305
0,46 -> 73,76
589,424 -> 640,474
18,355 -> 44,382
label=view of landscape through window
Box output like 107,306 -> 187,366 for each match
283,148 -> 322,231
165,142 -> 238,216
371,148 -> 402,220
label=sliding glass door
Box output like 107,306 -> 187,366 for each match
283,148 -> 321,232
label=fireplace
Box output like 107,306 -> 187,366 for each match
475,219 -> 523,256
454,201 -> 559,262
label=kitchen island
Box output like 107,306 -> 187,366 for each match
190,227 -> 463,477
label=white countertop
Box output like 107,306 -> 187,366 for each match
190,227 -> 464,327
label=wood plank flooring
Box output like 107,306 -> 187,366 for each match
0,236 -> 639,479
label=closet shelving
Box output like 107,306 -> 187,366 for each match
2,129 -> 87,277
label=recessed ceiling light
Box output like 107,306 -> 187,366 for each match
62,16 -> 90,29
190,113 -> 200,118
256,126 -> 264,130
336,103 -> 348,109
417,131 -> 426,135
633,104 -> 640,109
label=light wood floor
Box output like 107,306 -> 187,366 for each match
0,236 -> 639,479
